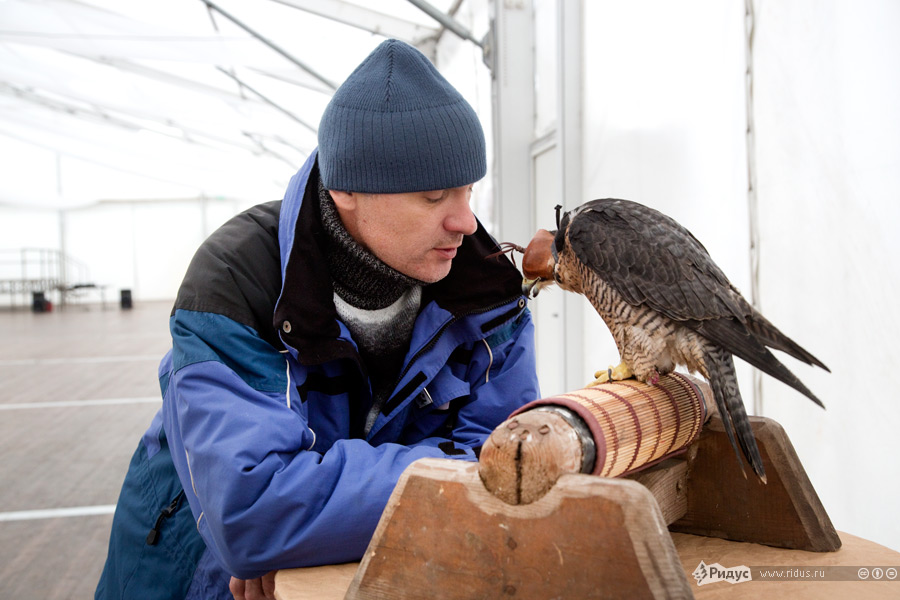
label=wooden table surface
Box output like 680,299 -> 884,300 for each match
275,531 -> 900,599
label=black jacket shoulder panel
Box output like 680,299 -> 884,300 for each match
174,200 -> 284,349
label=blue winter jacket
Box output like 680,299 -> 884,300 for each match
95,152 -> 540,599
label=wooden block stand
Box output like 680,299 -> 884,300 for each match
344,416 -> 840,600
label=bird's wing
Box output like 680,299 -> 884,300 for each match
565,198 -> 749,322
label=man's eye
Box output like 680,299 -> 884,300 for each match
424,191 -> 447,203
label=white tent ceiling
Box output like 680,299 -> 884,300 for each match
0,0 -> 466,208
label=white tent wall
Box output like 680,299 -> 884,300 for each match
0,197 -> 249,304
0,207 -> 60,251
751,0 -> 900,552
566,0 -> 899,551
62,197 -> 248,301
580,0 -> 752,387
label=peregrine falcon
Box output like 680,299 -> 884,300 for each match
519,199 -> 829,482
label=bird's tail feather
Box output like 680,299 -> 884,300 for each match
704,348 -> 767,482
749,344 -> 825,409
746,314 -> 830,372
694,319 -> 826,409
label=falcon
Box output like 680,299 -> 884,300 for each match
517,198 -> 829,482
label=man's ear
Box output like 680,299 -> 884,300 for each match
328,190 -> 356,211
328,190 -> 361,240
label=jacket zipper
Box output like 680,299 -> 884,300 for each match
146,489 -> 186,546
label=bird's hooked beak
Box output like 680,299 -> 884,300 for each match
522,277 -> 542,298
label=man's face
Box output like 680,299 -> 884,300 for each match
330,185 -> 478,283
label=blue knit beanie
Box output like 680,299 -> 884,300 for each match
317,39 -> 486,193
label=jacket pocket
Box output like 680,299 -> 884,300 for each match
95,434 -> 207,600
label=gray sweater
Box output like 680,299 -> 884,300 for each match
318,182 -> 423,434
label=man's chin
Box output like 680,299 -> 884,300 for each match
410,261 -> 453,285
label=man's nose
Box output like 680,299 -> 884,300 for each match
444,188 -> 477,235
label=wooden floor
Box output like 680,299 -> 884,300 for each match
0,300 -> 173,600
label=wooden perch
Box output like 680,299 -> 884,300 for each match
479,373 -> 710,504
344,377 -> 839,599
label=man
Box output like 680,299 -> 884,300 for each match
95,39 -> 539,600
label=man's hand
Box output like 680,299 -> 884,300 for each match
229,571 -> 276,600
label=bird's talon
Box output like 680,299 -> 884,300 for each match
588,369 -> 608,387
588,362 -> 633,387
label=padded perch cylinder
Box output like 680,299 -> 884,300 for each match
479,373 -> 712,504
